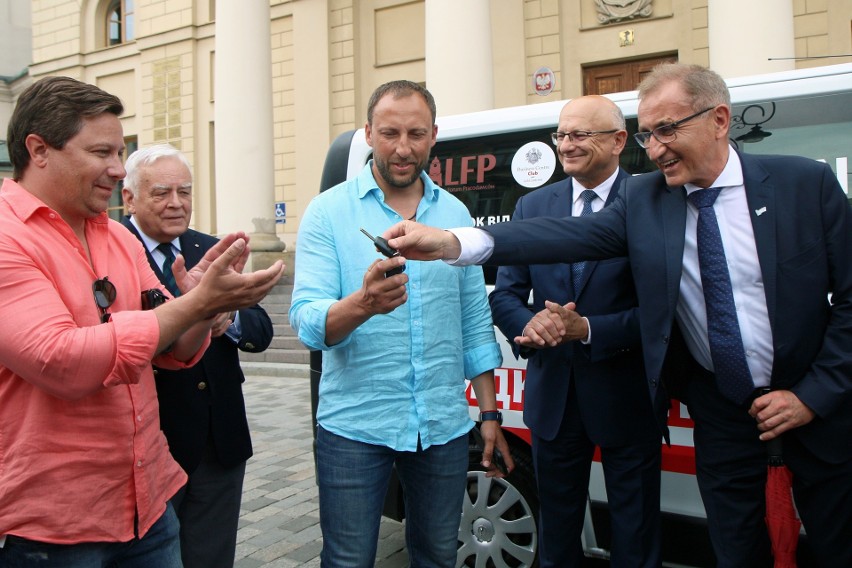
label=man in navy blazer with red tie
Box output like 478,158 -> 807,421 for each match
120,144 -> 273,568
385,64 -> 852,568
489,96 -> 663,567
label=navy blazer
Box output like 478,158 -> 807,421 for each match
485,151 -> 852,468
489,169 -> 663,445
121,218 -> 273,472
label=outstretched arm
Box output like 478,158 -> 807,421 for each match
383,220 -> 462,261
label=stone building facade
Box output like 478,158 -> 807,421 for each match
15,0 -> 852,251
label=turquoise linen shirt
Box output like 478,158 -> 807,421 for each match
289,162 -> 501,451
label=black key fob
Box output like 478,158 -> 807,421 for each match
360,228 -> 404,277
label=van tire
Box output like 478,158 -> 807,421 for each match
457,440 -> 540,567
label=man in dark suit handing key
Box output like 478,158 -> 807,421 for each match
385,63 -> 852,568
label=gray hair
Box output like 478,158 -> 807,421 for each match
638,63 -> 731,111
124,144 -> 192,196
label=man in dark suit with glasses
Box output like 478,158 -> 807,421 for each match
489,96 -> 663,567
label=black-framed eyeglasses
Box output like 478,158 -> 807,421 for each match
93,277 -> 116,324
633,107 -> 715,149
551,129 -> 618,146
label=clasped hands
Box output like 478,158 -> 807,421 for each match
515,300 -> 589,349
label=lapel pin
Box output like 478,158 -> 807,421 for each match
755,207 -> 767,216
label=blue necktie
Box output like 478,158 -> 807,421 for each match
688,188 -> 754,404
571,190 -> 597,293
157,243 -> 180,297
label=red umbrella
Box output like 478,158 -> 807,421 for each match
765,435 -> 801,568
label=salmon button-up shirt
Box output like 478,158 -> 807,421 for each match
0,178 -> 208,544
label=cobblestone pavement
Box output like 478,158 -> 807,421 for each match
234,375 -> 410,567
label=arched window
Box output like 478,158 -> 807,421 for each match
106,0 -> 135,46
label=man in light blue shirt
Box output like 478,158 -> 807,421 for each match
289,80 -> 512,568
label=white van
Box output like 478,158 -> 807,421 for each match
314,63 -> 852,567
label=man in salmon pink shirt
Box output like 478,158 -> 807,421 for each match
0,76 -> 284,567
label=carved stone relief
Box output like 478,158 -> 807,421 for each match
595,0 -> 653,24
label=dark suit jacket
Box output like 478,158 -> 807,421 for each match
485,151 -> 852,468
489,170 -> 663,445
121,217 -> 273,473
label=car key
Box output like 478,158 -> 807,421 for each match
492,448 -> 510,476
360,228 -> 404,277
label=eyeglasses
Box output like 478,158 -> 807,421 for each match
93,277 -> 116,324
633,107 -> 714,149
551,129 -> 618,146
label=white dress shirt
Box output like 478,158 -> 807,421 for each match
677,149 -> 772,387
451,151 -> 773,387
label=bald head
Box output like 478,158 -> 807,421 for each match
554,95 -> 627,188
560,95 -> 626,132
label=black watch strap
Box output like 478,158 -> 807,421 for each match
479,410 -> 503,425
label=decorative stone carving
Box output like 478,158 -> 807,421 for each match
595,0 -> 653,24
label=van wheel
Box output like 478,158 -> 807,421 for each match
457,444 -> 539,567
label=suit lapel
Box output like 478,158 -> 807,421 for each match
121,216 -> 163,278
179,231 -> 205,271
661,184 -> 688,314
740,152 -> 777,329
575,169 -> 630,296
546,180 -> 573,291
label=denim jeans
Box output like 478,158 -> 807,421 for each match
0,502 -> 182,568
316,425 -> 468,568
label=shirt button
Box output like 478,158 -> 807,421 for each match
137,415 -> 142,422
197,381 -> 207,390
136,460 -> 143,467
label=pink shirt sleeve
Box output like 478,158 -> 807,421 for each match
0,210 -> 209,399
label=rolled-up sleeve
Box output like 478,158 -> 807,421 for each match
459,266 -> 502,379
289,198 -> 352,351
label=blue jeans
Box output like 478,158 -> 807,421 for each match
0,503 -> 182,568
316,426 -> 468,568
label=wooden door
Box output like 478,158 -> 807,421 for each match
583,54 -> 677,95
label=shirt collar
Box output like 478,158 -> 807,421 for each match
357,160 -> 439,204
571,167 -> 620,205
128,214 -> 182,254
1,178 -> 110,225
684,145 -> 744,194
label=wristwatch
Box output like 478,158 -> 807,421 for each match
479,410 -> 503,425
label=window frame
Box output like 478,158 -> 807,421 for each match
105,0 -> 135,47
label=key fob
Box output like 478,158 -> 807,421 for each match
360,228 -> 404,277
